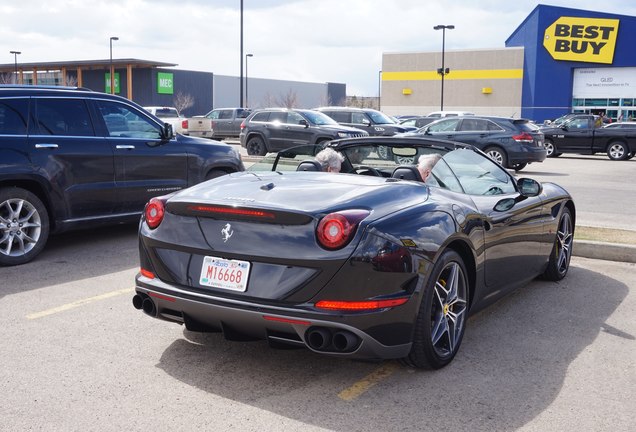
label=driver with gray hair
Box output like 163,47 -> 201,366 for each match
315,148 -> 345,173
417,153 -> 442,182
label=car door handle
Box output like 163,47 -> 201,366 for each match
34,143 -> 59,149
116,145 -> 136,150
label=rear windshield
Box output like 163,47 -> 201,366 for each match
513,120 -> 540,132
154,108 -> 179,118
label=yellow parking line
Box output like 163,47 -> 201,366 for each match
338,362 -> 400,401
26,288 -> 134,320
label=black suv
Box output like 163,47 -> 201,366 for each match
315,106 -> 415,136
239,108 -> 367,155
403,115 -> 546,170
0,85 -> 244,265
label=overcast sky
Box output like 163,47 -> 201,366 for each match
3,1 -> 636,95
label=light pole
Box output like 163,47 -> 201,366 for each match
9,51 -> 21,84
239,0 -> 244,107
378,70 -> 382,111
245,53 -> 253,108
109,36 -> 119,94
433,24 -> 454,111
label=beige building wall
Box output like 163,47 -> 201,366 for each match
381,47 -> 524,117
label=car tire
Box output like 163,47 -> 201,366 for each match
606,141 -> 630,160
484,146 -> 508,167
246,136 -> 267,156
403,249 -> 469,369
544,139 -> 558,157
511,162 -> 527,171
0,187 -> 50,266
541,207 -> 573,281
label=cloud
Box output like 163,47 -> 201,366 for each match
4,0 -> 636,96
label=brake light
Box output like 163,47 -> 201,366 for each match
316,209 -> 370,250
512,132 -> 534,143
240,120 -> 246,130
315,298 -> 409,311
145,198 -> 165,229
140,268 -> 155,279
186,205 -> 275,219
181,119 -> 189,129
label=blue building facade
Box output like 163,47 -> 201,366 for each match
506,4 -> 636,122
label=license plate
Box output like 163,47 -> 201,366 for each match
199,256 -> 251,292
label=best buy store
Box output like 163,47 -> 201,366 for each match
381,4 -> 636,123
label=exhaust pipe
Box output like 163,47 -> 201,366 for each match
132,294 -> 144,310
142,298 -> 157,317
332,331 -> 359,352
306,327 -> 332,350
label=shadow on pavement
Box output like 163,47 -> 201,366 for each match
0,223 -> 139,297
155,263 -> 629,431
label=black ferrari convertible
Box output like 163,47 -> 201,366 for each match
133,137 -> 575,369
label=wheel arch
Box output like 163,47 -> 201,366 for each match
0,178 -> 56,230
444,239 -> 477,310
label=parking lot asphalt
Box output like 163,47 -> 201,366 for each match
225,141 -> 636,264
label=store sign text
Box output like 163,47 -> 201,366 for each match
543,17 -> 619,64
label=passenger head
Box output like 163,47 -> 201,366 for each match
348,147 -> 370,165
315,148 -> 345,173
417,153 -> 442,181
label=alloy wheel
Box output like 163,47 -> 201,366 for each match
0,198 -> 43,258
430,261 -> 468,357
555,211 -> 573,274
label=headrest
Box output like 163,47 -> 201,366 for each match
296,159 -> 324,172
391,165 -> 423,182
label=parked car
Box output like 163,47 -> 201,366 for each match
401,116 -> 546,170
315,107 -> 415,136
204,108 -> 252,139
239,108 -> 368,156
133,135 -> 575,369
427,110 -> 475,118
0,85 -> 244,266
542,114 -> 636,160
143,106 -> 189,135
399,116 -> 437,129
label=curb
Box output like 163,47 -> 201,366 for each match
573,240 -> 636,264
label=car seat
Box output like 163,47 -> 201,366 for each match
296,160 -> 324,171
391,165 -> 423,181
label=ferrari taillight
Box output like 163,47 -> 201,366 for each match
316,209 -> 370,250
145,198 -> 165,229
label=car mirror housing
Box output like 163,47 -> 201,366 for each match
299,119 -> 309,128
517,178 -> 542,197
161,123 -> 175,141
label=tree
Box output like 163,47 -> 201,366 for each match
276,89 -> 298,108
0,73 -> 15,84
173,91 -> 195,114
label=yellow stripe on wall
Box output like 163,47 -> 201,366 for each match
382,69 -> 523,81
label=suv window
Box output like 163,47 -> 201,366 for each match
459,118 -> 503,132
251,111 -> 270,122
219,110 -> 233,120
33,98 -> 95,136
351,112 -> 368,124
237,109 -> 251,118
0,98 -> 28,135
428,118 -> 461,132
96,100 -> 161,139
268,111 -> 287,123
287,111 -> 305,125
327,111 -> 350,123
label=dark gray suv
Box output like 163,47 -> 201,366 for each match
239,108 -> 368,156
0,85 -> 244,265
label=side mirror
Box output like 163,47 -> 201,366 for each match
517,178 -> 542,197
561,125 -> 569,131
362,119 -> 371,127
299,119 -> 309,128
161,123 -> 174,140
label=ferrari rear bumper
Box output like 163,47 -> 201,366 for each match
134,275 -> 414,361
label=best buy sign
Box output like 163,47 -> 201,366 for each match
543,17 -> 619,64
